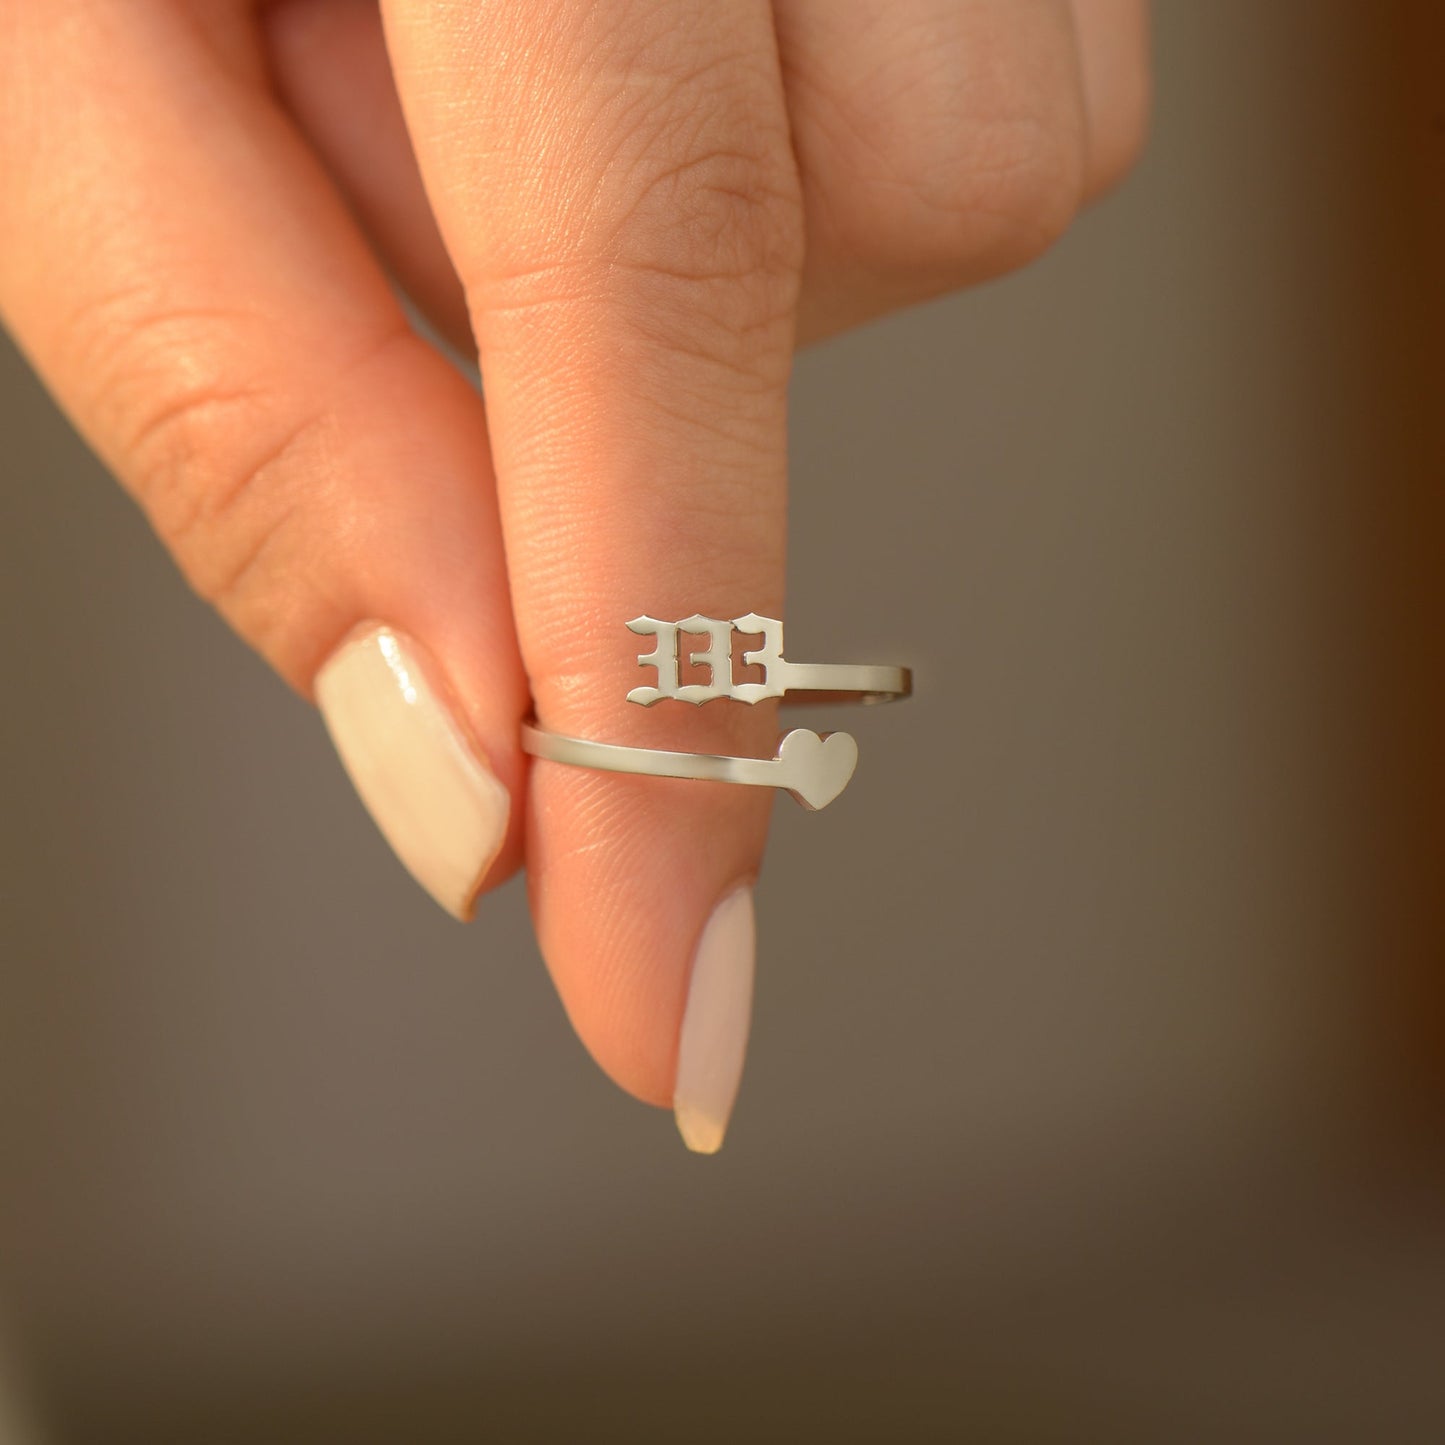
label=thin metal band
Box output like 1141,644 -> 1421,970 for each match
520,721 -> 859,812
775,661 -> 912,706
625,615 -> 910,707
523,613 -> 907,809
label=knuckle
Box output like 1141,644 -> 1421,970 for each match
128,384 -> 273,556
1084,81 -> 1152,200
89,320 -> 304,613
134,386 -> 318,629
469,49 -> 805,372
71,292 -> 406,641
59,296 -> 285,597
817,55 -> 1087,280
591,42 -> 805,284
607,132 -> 805,294
951,112 -> 1087,270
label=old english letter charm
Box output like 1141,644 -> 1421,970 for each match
627,613 -> 788,706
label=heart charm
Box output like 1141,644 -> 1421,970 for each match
777,728 -> 859,811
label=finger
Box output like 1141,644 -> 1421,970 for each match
265,0 -> 1145,358
773,0 -> 1097,342
1070,0 -> 1152,197
262,0 -> 474,356
384,0 -> 803,1148
0,3 -> 525,917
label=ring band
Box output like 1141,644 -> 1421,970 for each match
521,722 -> 859,813
774,662 -> 911,707
626,614 -> 910,707
520,611 -> 909,810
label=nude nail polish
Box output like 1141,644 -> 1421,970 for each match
673,884 -> 756,1154
316,624 -> 509,921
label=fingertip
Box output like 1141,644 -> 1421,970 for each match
675,1105 -> 728,1155
525,763 -> 768,1120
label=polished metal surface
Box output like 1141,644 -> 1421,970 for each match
520,721 -> 859,811
626,614 -> 910,707
521,613 -> 907,808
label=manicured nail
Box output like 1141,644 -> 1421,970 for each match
315,624 -> 509,921
673,884 -> 756,1154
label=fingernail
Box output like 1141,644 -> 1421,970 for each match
673,884 -> 756,1154
315,624 -> 509,921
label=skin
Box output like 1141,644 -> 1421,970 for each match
0,0 -> 1149,1110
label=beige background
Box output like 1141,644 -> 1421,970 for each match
2,5 -> 1444,1440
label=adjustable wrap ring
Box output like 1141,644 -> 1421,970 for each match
520,612 -> 911,810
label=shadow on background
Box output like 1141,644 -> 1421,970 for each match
1,4 -> 1444,1441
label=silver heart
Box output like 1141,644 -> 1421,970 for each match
777,728 -> 859,811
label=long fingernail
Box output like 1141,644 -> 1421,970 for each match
673,884 -> 756,1154
315,624 -> 509,921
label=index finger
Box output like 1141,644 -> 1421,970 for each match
383,0 -> 804,1149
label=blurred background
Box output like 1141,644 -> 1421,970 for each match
3,4 -> 1445,1441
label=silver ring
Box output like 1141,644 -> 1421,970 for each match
521,722 -> 859,812
519,612 -> 910,810
625,613 -> 910,707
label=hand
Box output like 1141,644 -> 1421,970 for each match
0,0 -> 1148,1150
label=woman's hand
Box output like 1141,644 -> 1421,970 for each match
0,0 -> 1148,1149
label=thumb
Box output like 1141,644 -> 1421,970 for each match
383,0 -> 805,1148
0,4 -> 527,920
